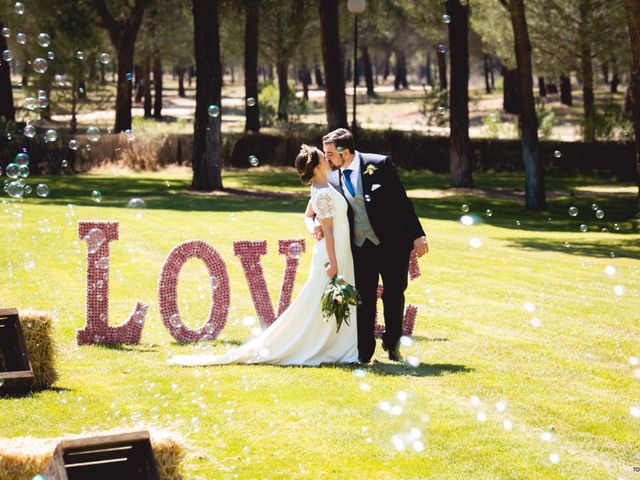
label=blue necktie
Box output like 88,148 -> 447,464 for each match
343,169 -> 356,198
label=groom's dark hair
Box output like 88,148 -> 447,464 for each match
322,128 -> 355,154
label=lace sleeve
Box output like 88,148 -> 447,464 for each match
312,191 -> 335,219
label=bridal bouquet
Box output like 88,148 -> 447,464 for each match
321,269 -> 360,333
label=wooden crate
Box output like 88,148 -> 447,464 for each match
43,431 -> 161,480
0,307 -> 34,393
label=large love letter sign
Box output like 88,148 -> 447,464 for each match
158,240 -> 230,342
233,239 -> 306,328
374,250 -> 421,337
77,221 -> 148,345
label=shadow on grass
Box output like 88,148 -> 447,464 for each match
506,237 -> 640,260
333,361 -> 473,377
1,385 -> 74,399
22,171 -> 639,235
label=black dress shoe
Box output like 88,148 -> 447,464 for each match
382,343 -> 403,362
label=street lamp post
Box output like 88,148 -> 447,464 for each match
347,0 -> 366,135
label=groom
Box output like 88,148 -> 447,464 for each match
320,128 -> 428,363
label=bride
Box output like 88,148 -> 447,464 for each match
168,145 -> 358,366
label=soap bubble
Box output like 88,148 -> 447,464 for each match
15,2 -> 25,15
287,242 -> 303,259
91,190 -> 102,203
437,44 -> 447,54
83,228 -> 106,254
125,72 -> 133,81
32,58 -> 48,74
86,126 -> 101,142
5,163 -> 20,179
36,183 -> 49,197
469,237 -> 482,248
6,181 -> 24,198
207,104 -> 220,117
442,14 -> 451,23
553,150 -> 562,158
579,224 -> 588,232
613,285 -> 625,296
45,129 -> 57,142
37,33 -> 50,47
76,50 -> 85,60
68,139 -> 79,150
170,313 -> 182,327
23,124 -> 36,138
248,155 -> 259,167
127,198 -> 145,209
1,49 -> 13,62
595,209 -> 604,219
16,32 -> 27,44
568,206 -> 578,217
99,53 -> 110,65
14,153 -> 30,165
1,28 -> 9,38
246,97 -> 256,106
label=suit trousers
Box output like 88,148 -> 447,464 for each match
353,239 -> 410,362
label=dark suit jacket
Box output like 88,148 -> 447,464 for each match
328,152 -> 425,252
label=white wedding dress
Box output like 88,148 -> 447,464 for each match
168,185 -> 358,366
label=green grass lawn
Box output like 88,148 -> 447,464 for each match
1,169 -> 639,479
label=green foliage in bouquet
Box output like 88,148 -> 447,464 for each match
320,269 -> 360,333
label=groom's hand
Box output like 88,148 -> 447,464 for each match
313,225 -> 324,241
413,236 -> 429,257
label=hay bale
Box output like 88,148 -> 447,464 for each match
0,427 -> 187,480
19,310 -> 58,390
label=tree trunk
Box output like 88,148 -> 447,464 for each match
0,18 -> 15,122
507,0 -> 546,210
134,64 -> 143,102
560,74 -> 573,106
314,65 -> 324,88
490,60 -> 495,89
483,53 -> 492,93
100,61 -> 106,85
319,0 -> 347,130
361,45 -> 375,96
394,49 -> 408,90
611,74 -> 620,93
538,76 -> 547,97
437,47 -> 447,90
244,0 -> 260,132
276,60 -> 289,121
602,61 -> 610,83
178,65 -> 186,97
623,0 -> 640,198
93,0 -> 148,132
502,67 -> 520,114
426,52 -> 433,87
345,58 -> 352,83
447,0 -> 473,188
143,55 -> 152,117
579,0 -> 595,142
191,0 -> 223,191
153,51 -> 162,120
383,52 -> 390,81
301,64 -> 310,100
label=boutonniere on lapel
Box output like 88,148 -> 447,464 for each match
364,164 -> 377,176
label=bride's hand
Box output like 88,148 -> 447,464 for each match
326,263 -> 338,279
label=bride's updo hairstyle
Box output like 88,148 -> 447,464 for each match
295,144 -> 319,185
